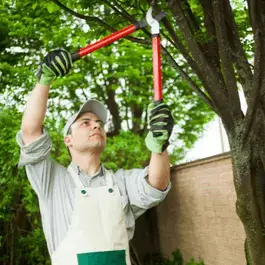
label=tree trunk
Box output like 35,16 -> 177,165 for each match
228,129 -> 265,265
244,239 -> 251,265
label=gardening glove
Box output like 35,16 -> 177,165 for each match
37,48 -> 73,85
145,102 -> 174,153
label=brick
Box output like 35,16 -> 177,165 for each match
157,154 -> 246,265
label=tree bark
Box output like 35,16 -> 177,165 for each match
228,126 -> 265,264
105,76 -> 122,133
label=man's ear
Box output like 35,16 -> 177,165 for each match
64,135 -> 72,147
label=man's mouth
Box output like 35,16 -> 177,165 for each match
90,133 -> 103,138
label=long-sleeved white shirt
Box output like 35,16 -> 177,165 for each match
16,129 -> 171,256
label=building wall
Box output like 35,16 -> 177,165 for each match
156,153 -> 246,265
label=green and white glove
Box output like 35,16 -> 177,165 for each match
37,49 -> 73,85
145,102 -> 174,153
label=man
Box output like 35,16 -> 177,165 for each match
16,49 -> 174,265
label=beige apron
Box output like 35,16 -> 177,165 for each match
51,167 -> 131,265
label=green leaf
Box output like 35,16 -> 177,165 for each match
32,3 -> 38,10
80,36 -> 87,47
46,3 -> 56,13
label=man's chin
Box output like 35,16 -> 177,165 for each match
87,142 -> 106,152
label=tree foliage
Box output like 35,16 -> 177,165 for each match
0,108 -> 50,264
0,0 -> 213,261
0,0 -> 213,148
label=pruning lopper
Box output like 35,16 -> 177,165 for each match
71,8 -> 165,103
146,7 -> 163,104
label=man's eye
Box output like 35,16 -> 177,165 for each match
98,121 -> 104,128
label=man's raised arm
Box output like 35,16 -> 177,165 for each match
21,49 -> 73,145
21,83 -> 50,145
145,102 -> 174,191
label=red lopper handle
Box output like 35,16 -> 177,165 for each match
152,35 -> 163,104
71,24 -> 137,62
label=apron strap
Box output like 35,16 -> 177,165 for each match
104,168 -> 114,188
67,166 -> 84,189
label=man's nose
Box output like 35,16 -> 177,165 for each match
92,121 -> 101,130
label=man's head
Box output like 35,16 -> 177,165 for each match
63,99 -> 108,155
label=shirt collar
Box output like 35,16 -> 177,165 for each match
68,161 -> 104,178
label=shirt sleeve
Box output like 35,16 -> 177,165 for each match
16,128 -> 54,199
115,167 -> 171,219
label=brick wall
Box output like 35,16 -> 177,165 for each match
156,153 -> 246,265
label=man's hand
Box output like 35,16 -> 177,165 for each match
37,49 -> 73,86
145,102 -> 174,153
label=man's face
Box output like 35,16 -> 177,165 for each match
64,112 -> 107,154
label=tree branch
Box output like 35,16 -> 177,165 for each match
162,18 -> 215,104
51,0 -> 111,26
53,0 -> 219,116
247,0 -> 259,30
223,0 -> 253,104
180,0 -> 200,33
201,0 -> 221,69
243,30 -> 265,140
247,0 -> 265,113
212,0 -> 242,121
51,0 -> 149,46
161,18 -> 199,74
106,77 -> 122,132
161,46 -> 218,114
105,0 -> 138,23
168,0 -> 234,125
104,1 -> 217,113
243,0 -> 265,139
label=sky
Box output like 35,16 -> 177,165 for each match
183,116 -> 230,163
182,89 -> 247,164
